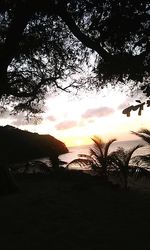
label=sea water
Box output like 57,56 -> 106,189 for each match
39,140 -> 149,169
58,140 -> 149,169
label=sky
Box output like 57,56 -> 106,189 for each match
0,86 -> 149,147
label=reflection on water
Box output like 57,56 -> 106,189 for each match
59,145 -> 90,165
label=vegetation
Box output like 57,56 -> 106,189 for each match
67,133 -> 150,189
67,136 -> 116,180
0,125 -> 68,193
0,1 -> 149,113
132,128 -> 150,145
0,0 -> 149,240
110,145 -> 143,189
1,127 -> 150,193
122,100 -> 150,117
122,91 -> 150,115
131,128 -> 150,168
0,128 -> 150,248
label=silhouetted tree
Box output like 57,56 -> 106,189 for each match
122,100 -> 150,117
132,129 -> 150,166
110,145 -> 143,190
132,129 -> 150,145
67,136 -> 116,180
49,153 -> 60,170
0,1 -> 149,113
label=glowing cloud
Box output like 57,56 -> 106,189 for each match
82,107 -> 114,118
55,120 -> 77,130
46,115 -> 56,122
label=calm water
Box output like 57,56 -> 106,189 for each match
39,140 -> 149,169
58,139 -> 149,168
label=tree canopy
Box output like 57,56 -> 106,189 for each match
0,0 -> 149,113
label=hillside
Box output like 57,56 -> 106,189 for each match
0,125 -> 68,163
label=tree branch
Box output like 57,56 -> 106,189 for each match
0,2 -> 33,93
59,9 -> 109,59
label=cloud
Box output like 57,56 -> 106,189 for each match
82,107 -> 114,118
47,115 -> 56,122
55,120 -> 77,130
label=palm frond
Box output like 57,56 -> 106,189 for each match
126,144 -> 143,166
112,147 -> 126,161
90,145 -> 101,157
90,148 -> 100,159
132,154 -> 150,168
92,136 -> 104,146
66,158 -> 93,169
106,154 -> 118,170
139,154 -> 150,164
138,129 -> 150,136
104,138 -> 116,158
91,136 -> 104,157
110,151 -> 124,169
130,166 -> 150,179
90,163 -> 102,172
78,154 -> 92,160
89,148 -> 103,167
132,130 -> 150,144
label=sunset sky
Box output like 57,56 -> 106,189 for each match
0,86 -> 149,147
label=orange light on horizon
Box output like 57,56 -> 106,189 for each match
60,135 -> 93,147
57,130 -> 141,147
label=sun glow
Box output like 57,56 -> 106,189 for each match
60,135 -> 93,147
2,88 -> 150,147
75,139 -> 84,146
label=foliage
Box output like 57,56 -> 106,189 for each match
0,0 -> 149,113
132,128 -> 150,144
122,96 -> 150,117
0,1 -> 88,113
132,128 -> 150,165
67,136 -> 150,189
67,136 -> 116,179
110,145 -> 143,189
122,100 -> 150,117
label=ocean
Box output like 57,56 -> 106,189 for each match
58,139 -> 150,169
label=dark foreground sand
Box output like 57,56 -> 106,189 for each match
0,171 -> 150,250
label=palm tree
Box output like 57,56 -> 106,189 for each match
132,129 -> 150,144
132,128 -> 150,166
110,145 -> 143,190
67,136 -> 116,180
